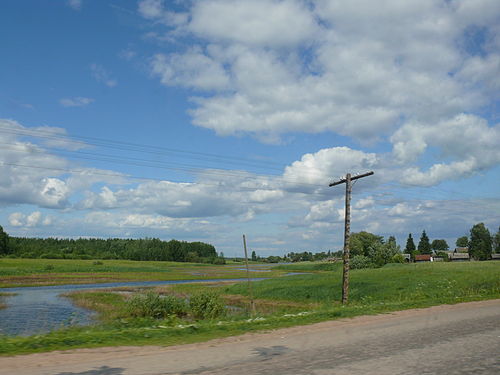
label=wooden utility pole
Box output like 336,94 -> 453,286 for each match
329,171 -> 374,304
242,234 -> 256,315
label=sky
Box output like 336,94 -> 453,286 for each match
0,0 -> 499,257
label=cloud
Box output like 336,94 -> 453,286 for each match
283,147 -> 378,190
391,114 -> 500,185
0,119 -> 127,208
59,97 -> 94,107
90,64 -> 117,87
138,0 -> 188,26
8,211 -> 51,227
151,50 -> 230,91
67,0 -> 82,11
139,0 -> 499,157
8,212 -> 24,227
187,0 -> 318,48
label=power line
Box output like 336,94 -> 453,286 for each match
0,126 -> 287,171
1,126 -> 495,202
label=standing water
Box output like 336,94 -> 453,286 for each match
0,278 -> 264,336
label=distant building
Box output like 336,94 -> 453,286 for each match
491,254 -> 500,260
449,253 -> 470,261
415,254 -> 433,262
454,247 -> 469,253
403,254 -> 411,262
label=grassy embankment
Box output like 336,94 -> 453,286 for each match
0,261 -> 499,355
0,258 -> 281,287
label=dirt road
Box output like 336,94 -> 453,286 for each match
1,299 -> 499,375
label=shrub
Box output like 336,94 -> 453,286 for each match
211,257 -> 226,265
39,252 -> 63,259
189,291 -> 226,320
350,255 -> 376,269
312,262 -> 342,271
75,255 -> 92,260
126,292 -> 187,319
391,254 -> 405,263
20,252 -> 37,259
436,251 -> 449,261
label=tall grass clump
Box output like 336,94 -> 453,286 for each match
126,292 -> 187,319
189,291 -> 226,320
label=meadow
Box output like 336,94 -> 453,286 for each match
0,258 -> 281,287
0,260 -> 499,355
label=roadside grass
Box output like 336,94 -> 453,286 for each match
273,262 -> 343,272
228,261 -> 500,307
0,259 -> 284,287
0,261 -> 498,355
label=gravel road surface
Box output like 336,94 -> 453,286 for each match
1,299 -> 499,375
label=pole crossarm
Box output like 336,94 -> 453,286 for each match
329,171 -> 374,187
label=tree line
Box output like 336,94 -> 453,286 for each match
0,226 -> 221,263
249,222 -> 499,267
404,223 -> 499,261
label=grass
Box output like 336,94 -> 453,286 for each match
227,261 -> 500,306
0,261 -> 498,355
0,258 -> 285,287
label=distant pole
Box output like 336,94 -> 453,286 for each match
329,171 -> 374,304
242,234 -> 256,315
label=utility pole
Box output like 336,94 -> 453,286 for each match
242,234 -> 256,315
329,171 -> 374,304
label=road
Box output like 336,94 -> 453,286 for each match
1,299 -> 499,375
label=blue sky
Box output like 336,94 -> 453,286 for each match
0,0 -> 499,256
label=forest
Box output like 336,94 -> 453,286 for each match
0,227 -> 219,263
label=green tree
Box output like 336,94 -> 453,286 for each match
431,239 -> 449,252
251,250 -> 257,261
369,239 -> 400,266
456,236 -> 468,247
469,223 -> 492,260
493,226 -> 500,254
387,236 -> 397,247
0,225 -> 8,255
350,231 -> 384,257
418,230 -> 431,255
404,233 -> 416,256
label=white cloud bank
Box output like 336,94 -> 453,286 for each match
141,1 -> 498,128
139,0 -> 500,184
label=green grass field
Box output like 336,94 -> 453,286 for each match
0,260 -> 498,355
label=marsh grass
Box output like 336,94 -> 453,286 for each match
0,292 -> 16,309
127,292 -> 188,319
0,258 -> 285,287
274,262 -> 342,272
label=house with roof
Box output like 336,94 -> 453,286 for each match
449,253 -> 470,261
449,246 -> 470,261
415,254 -> 433,262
